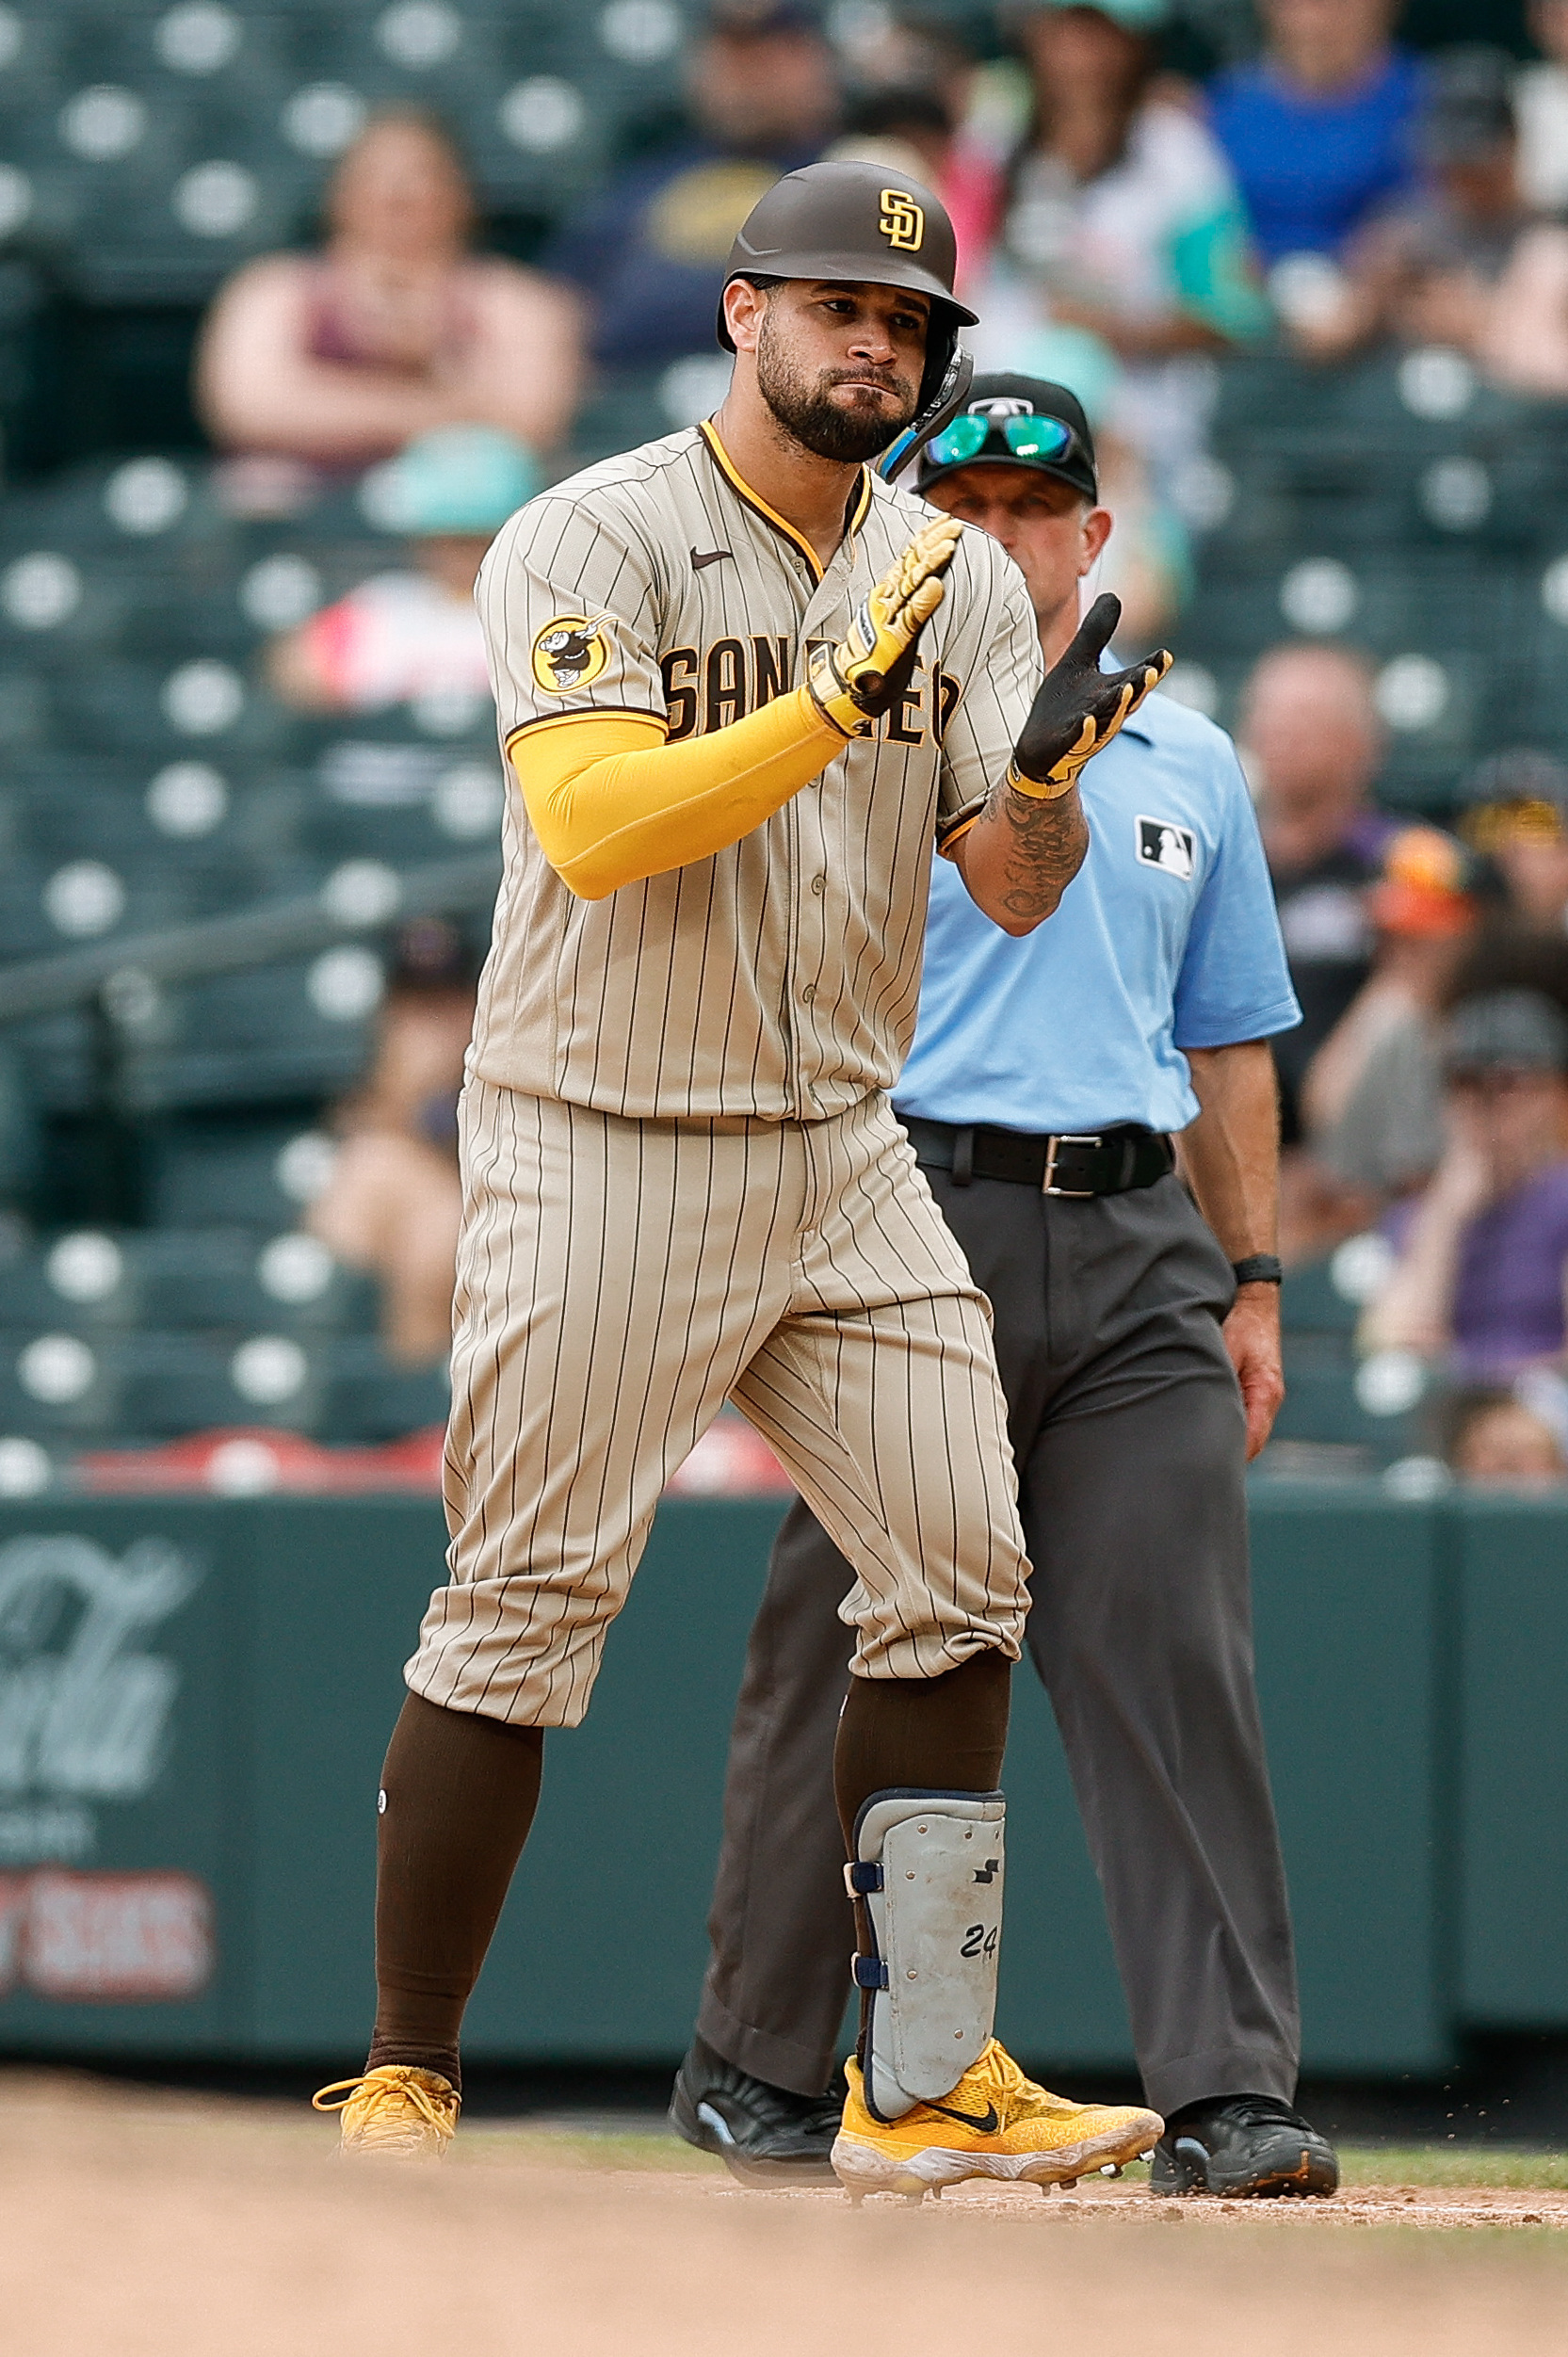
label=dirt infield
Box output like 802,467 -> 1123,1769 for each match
6,2074 -> 1568,2357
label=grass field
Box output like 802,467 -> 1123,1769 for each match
6,2074 -> 1568,2357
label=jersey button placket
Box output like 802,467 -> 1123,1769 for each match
793,570 -> 849,1116
751,509 -> 815,1119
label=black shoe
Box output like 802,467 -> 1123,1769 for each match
1149,2093 -> 1339,2198
669,2036 -> 843,2185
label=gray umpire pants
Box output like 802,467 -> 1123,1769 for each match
695,1159 -> 1301,2122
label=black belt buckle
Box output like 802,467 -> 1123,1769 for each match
1042,1133 -> 1101,1197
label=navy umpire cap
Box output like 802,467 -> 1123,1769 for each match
916,374 -> 1099,501
718,160 -> 978,413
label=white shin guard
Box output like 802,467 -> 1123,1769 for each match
848,1788 -> 1006,2124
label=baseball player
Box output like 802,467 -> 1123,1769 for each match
671,376 -> 1342,2201
314,165 -> 1172,2192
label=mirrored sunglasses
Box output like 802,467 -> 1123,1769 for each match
925,412 -> 1080,471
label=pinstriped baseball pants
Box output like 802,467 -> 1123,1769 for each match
407,1078 -> 1029,1727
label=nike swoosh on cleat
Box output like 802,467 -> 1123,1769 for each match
925,2100 -> 1000,2133
691,548 -> 733,570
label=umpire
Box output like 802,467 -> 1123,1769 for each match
671,376 -> 1339,2200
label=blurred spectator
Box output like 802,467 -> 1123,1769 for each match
1206,0 -> 1421,268
1447,919 -> 1568,1040
267,427 -> 538,716
823,11 -> 1005,293
1093,428 -> 1192,645
1515,0 -> 1568,213
1301,825 -> 1490,1225
197,111 -> 582,466
1303,824 -> 1480,1199
1479,111 -> 1568,397
1288,50 -> 1535,365
1444,1384 -> 1568,1484
975,0 -> 1268,488
827,84 -> 955,193
1363,991 -> 1568,1380
306,923 -> 476,1366
543,0 -> 838,379
1279,821 -> 1477,1263
1239,642 -> 1394,1141
1458,748 -> 1568,929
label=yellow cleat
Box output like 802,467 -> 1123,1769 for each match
313,2065 -> 460,2159
832,2040 -> 1160,2204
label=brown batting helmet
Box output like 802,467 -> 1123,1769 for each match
716,159 -> 977,415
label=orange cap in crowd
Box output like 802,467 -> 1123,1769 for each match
1366,824 -> 1478,939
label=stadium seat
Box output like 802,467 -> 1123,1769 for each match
0,1323 -> 124,1436
0,1227 -> 135,1329
129,1225 -> 379,1332
1279,1257 -> 1361,1336
0,1221 -> 379,1339
0,3 -> 705,302
1271,1333 -> 1424,1465
320,1332 -> 449,1443
146,1113 -> 343,1231
140,959 -> 378,1107
113,1325 -> 331,1437
1178,355 -> 1568,813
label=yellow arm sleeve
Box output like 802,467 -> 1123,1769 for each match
509,689 -> 845,900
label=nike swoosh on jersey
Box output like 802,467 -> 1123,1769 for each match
690,547 -> 733,570
925,2098 -> 1001,2134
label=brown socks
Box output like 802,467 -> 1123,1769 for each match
366,1691 -> 544,2094
364,1657 -> 1009,2098
832,1647 -> 1011,1848
833,1649 -> 1012,2090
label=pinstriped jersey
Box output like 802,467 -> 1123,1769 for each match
471,419 -> 1041,1122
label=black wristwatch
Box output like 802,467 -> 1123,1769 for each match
1231,1254 -> 1284,1287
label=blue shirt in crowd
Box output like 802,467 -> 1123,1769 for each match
1206,48 -> 1424,262
895,686 -> 1301,1138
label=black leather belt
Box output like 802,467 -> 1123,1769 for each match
900,1115 -> 1175,1198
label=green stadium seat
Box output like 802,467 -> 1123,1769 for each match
1271,1333 -> 1424,1464
0,864 -> 79,961
114,1325 -> 330,1437
147,1114 -> 343,1230
1279,1257 -> 1360,1335
320,1333 -> 449,1443
130,1225 -> 379,1332
0,1324 -> 122,1436
0,1230 -> 134,1329
137,959 -> 377,1107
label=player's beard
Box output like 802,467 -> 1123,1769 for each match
755,312 -> 920,464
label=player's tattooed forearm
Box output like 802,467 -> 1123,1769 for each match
994,784 -> 1090,923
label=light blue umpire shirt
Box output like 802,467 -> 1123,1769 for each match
895,680 -> 1301,1137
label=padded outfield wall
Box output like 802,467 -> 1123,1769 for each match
0,1485 -> 1559,2074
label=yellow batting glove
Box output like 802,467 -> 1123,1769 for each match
807,513 -> 964,738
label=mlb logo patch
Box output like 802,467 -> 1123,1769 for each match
1137,816 -> 1196,880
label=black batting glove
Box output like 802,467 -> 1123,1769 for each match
1009,593 -> 1172,799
